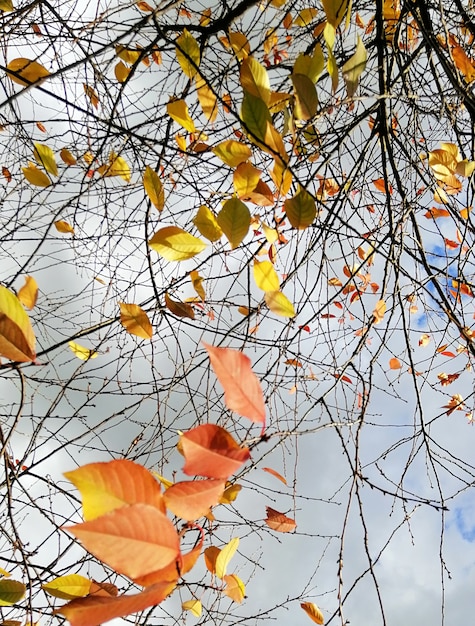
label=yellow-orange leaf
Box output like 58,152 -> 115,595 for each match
17,276 -> 38,310
148,226 -> 206,261
265,506 -> 296,532
6,58 -> 49,86
301,601 -> 324,624
0,286 -> 36,362
240,56 -> 270,104
54,220 -> 75,234
190,270 -> 205,301
223,574 -> 245,603
233,161 -> 261,198
65,504 -> 180,580
373,299 -> 386,324
213,140 -> 252,167
196,77 -> 218,122
262,467 -> 287,485
22,162 -> 50,187
119,302 -> 152,340
60,148 -> 77,165
163,479 -> 225,520
219,483 -> 242,504
389,357 -> 401,370
182,599 -> 202,617
83,84 -> 99,109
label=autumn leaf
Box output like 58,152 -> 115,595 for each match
217,197 -> 251,249
223,574 -> 246,603
60,148 -> 77,165
212,140 -> 252,167
264,506 -> 296,532
6,58 -> 49,86
0,285 -> 36,362
143,166 -> 165,211
301,601 -> 324,624
64,459 -> 166,521
239,56 -> 270,104
215,537 -> 239,579
42,575 -> 92,600
33,143 -> 58,176
253,260 -> 280,292
65,504 -> 180,580
203,343 -> 266,425
182,599 -> 202,617
190,270 -> 205,301
163,479 -> 225,520
54,220 -> 75,234
180,424 -> 251,479
373,299 -> 386,323
167,99 -> 196,133
22,162 -> 51,187
176,29 -> 200,79
83,84 -> 99,108
389,357 -> 401,370
284,186 -> 316,229
164,293 -> 195,319
196,77 -> 218,122
55,581 -> 176,626
342,36 -> 367,97
68,341 -> 98,361
265,290 -> 296,318
148,226 -> 206,261
192,205 -> 223,242
262,467 -> 287,485
119,302 -> 153,340
17,276 -> 38,310
0,579 -> 26,606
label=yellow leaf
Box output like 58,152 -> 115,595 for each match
264,121 -> 288,162
373,299 -> 386,323
261,222 -> 279,244
294,8 -> 318,27
292,73 -> 318,120
227,31 -> 250,60
240,56 -> 270,104
148,226 -> 206,261
241,91 -> 271,144
0,285 -> 36,362
284,186 -> 316,229
455,159 -> 475,178
190,270 -> 205,301
215,537 -> 239,579
176,29 -> 200,78
253,260 -> 280,292
68,341 -> 98,361
167,99 -> 196,133
293,47 -> 325,83
119,302 -> 153,340
219,483 -> 241,504
322,0 -> 349,28
60,148 -> 77,165
213,140 -> 252,167
0,567 -> 11,577
42,575 -> 91,600
223,574 -> 245,603
233,162 -> 261,197
54,220 -> 75,234
196,77 -> 218,122
301,602 -> 324,624
0,0 -> 13,11
182,599 -> 202,617
217,197 -> 251,249
6,58 -> 49,86
98,153 -> 131,182
265,290 -> 296,317
150,471 -> 174,489
22,162 -> 50,187
192,205 -> 223,242
17,276 -> 38,310
114,61 -> 130,83
143,166 -> 165,211
83,84 -> 99,109
115,45 -> 141,65
342,36 -> 367,98
271,159 -> 293,196
33,143 -> 58,177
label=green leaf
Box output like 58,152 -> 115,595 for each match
148,226 -> 206,261
284,187 -> 316,229
0,579 -> 26,606
240,91 -> 271,144
239,56 -> 270,104
217,198 -> 251,249
342,36 -> 367,98
175,29 -> 200,79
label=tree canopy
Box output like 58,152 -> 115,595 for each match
1,0 -> 475,625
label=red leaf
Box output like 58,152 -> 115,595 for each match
265,506 -> 296,532
163,479 -> 225,520
65,504 -> 180,581
55,581 -> 176,626
181,424 -> 250,479
203,343 -> 266,426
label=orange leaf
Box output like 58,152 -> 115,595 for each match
163,479 -> 225,520
181,424 -> 250,479
65,504 -> 180,580
373,178 -> 393,194
64,459 -> 166,521
55,581 -> 176,626
301,602 -> 324,624
389,357 -> 401,370
119,302 -> 153,340
203,343 -> 266,426
223,574 -> 246,603
264,506 -> 296,532
17,276 -> 38,310
204,546 -> 220,574
373,299 -> 386,323
262,467 -> 287,485
424,207 -> 450,219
